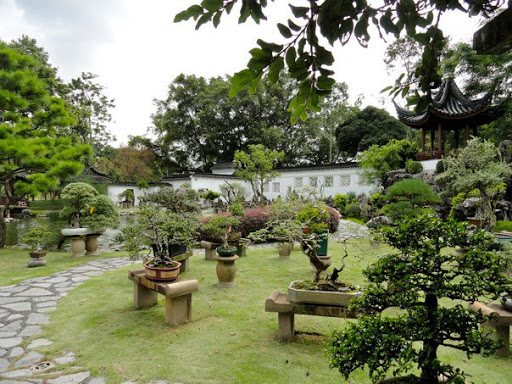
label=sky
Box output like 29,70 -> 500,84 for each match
0,0 -> 490,147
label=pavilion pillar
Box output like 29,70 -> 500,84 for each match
473,123 -> 478,137
437,122 -> 443,156
421,128 -> 426,152
465,122 -> 470,143
455,127 -> 460,149
430,129 -> 435,157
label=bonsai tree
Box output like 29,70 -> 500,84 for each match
296,203 -> 329,234
139,187 -> 200,214
118,189 -> 135,203
382,178 -> 440,221
200,215 -> 240,249
23,225 -> 53,253
201,190 -> 221,206
59,182 -> 99,227
81,194 -> 120,233
436,138 -> 512,230
249,219 -> 302,244
328,215 -> 511,383
122,204 -> 198,266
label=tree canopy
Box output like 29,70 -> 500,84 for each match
176,0 -> 505,119
335,106 -> 412,158
0,46 -> 91,246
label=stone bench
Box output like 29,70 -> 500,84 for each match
128,269 -> 198,326
172,249 -> 193,272
265,290 -> 358,341
469,301 -> 512,356
200,240 -> 222,260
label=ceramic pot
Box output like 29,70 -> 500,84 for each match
144,261 -> 181,282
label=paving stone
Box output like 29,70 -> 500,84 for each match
54,352 -> 75,365
0,368 -> 32,378
26,314 -> 48,325
0,333 -> 17,338
0,298 -> 27,305
88,378 -> 106,384
0,286 -> 26,294
1,303 -> 31,312
29,283 -> 52,288
36,307 -> 56,314
46,371 -> 90,383
55,288 -> 73,293
1,321 -> 22,332
31,297 -> 55,303
0,338 -> 23,349
19,326 -> 42,338
27,339 -> 52,349
15,289 -> 53,297
14,352 -> 44,369
36,301 -> 57,308
5,315 -> 23,322
71,276 -> 89,283
0,349 -> 6,358
0,380 -> 34,383
8,348 -> 24,358
0,358 -> 9,372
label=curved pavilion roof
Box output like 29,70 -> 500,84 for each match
394,79 -> 494,128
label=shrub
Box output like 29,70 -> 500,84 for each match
297,203 -> 330,234
238,207 -> 271,237
383,179 -> 440,221
405,159 -> 423,174
345,202 -> 361,219
360,204 -> 372,219
201,190 -> 221,201
200,215 -> 241,242
332,194 -> 348,216
346,191 -> 357,204
228,203 -> 245,217
495,220 -> 512,232
370,192 -> 385,210
449,190 -> 480,220
140,187 -> 200,213
326,206 -> 341,233
435,159 -> 445,174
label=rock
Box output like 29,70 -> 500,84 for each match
366,216 -> 393,228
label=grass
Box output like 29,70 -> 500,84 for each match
0,248 -> 128,286
32,240 -> 512,383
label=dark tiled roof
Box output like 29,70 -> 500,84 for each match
394,79 -> 493,126
276,162 -> 358,172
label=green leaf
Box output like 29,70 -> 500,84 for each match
231,69 -> 257,86
277,23 -> 293,39
285,47 -> 297,69
413,33 -> 429,45
256,39 -> 283,53
317,75 -> 335,90
268,57 -> 284,85
289,5 -> 309,18
315,46 -> 334,66
248,72 -> 263,95
201,0 -> 223,12
213,12 -> 222,28
225,1 -> 235,14
380,85 -> 393,93
288,19 -> 301,32
174,5 -> 203,22
195,13 -> 213,30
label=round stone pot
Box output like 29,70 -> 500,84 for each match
213,254 -> 238,288
144,261 -> 181,282
216,246 -> 238,258
278,242 -> 292,259
29,250 -> 47,259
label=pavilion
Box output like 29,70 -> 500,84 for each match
394,76 -> 495,159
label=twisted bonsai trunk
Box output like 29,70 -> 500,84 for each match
420,293 -> 440,383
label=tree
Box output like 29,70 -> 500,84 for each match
65,72 -> 115,153
111,146 -> 157,182
0,46 -> 91,247
383,178 -> 440,220
175,0 -> 505,119
234,144 -> 284,205
329,216 -> 511,383
358,139 -> 419,187
336,106 -> 412,158
435,137 -> 511,230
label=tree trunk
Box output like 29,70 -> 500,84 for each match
420,293 -> 439,383
480,191 -> 495,231
0,207 -> 6,249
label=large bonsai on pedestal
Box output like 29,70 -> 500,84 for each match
328,215 -> 511,383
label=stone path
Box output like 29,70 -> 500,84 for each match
0,258 -> 137,384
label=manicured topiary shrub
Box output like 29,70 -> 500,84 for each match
405,159 -> 423,174
435,159 -> 445,174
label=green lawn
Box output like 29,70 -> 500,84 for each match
0,248 -> 129,286
33,240 -> 512,384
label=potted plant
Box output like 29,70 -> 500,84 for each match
200,215 -> 241,257
328,216 -> 512,383
118,189 -> 135,208
122,204 -> 198,281
23,225 -> 53,267
248,219 -> 302,259
297,203 -> 330,257
288,233 -> 362,306
59,182 -> 119,257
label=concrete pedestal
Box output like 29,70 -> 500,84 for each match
129,269 -> 199,326
85,233 -> 101,256
70,236 -> 86,258
213,254 -> 238,288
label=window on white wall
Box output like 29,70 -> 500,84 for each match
294,177 -> 303,187
310,177 -> 318,187
340,175 -> 351,187
324,176 -> 333,187
272,182 -> 280,192
263,182 -> 269,192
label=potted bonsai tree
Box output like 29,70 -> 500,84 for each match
200,215 -> 241,258
122,204 -> 198,281
248,218 -> 303,259
297,203 -> 331,267
59,182 -> 119,257
23,224 -> 53,267
328,215 -> 511,383
118,189 -> 135,208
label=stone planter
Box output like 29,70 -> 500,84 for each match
144,261 -> 181,282
288,280 -> 362,307
213,254 -> 238,287
216,246 -> 238,258
27,250 -> 47,267
278,242 -> 292,259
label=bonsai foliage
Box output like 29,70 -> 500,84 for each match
234,144 -> 284,205
201,190 -> 221,202
59,182 -> 99,227
118,189 -> 135,202
248,218 -> 302,245
296,203 -> 329,234
81,194 -> 120,232
139,187 -> 200,213
201,215 -> 241,247
328,216 -> 511,383
383,178 -> 440,221
22,225 -> 53,251
436,138 -> 511,230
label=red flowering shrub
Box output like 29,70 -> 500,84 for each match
238,207 -> 271,237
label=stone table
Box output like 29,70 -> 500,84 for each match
469,301 -> 512,356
